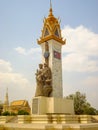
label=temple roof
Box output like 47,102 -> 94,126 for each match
10,100 -> 29,107
38,6 -> 65,45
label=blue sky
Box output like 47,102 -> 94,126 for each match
0,0 -> 98,109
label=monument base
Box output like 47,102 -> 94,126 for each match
32,96 -> 74,115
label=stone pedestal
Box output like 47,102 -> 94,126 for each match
32,96 -> 74,115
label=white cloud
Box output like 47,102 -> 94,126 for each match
0,72 -> 30,88
0,59 -> 12,72
28,47 -> 41,55
81,76 -> 98,108
62,25 -> 98,72
15,47 -> 26,55
15,47 -> 41,56
0,59 -> 32,102
0,59 -> 31,87
83,76 -> 98,87
62,53 -> 98,72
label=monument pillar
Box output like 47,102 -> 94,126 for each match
40,40 -> 63,97
38,6 -> 65,98
32,4 -> 74,115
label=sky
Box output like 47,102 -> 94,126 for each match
0,0 -> 98,109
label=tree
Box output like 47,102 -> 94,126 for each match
18,110 -> 29,115
2,111 -> 10,116
96,110 -> 98,114
83,107 -> 97,115
0,101 -> 3,115
66,91 -> 97,115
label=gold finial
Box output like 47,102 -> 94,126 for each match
49,0 -> 53,17
50,0 -> 52,9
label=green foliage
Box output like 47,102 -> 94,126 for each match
1,111 -> 17,116
18,110 -> 29,115
0,101 -> 3,115
83,107 -> 97,115
96,110 -> 98,114
0,106 -> 3,115
66,91 -> 97,115
2,111 -> 10,116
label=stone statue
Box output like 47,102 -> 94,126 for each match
42,63 -> 52,96
35,63 -> 52,97
35,64 -> 44,97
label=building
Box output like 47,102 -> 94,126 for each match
10,100 -> 31,114
3,89 -> 31,114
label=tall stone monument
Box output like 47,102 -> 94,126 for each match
32,4 -> 74,115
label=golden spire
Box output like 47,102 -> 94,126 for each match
50,0 -> 52,8
48,0 -> 53,17
50,0 -> 52,9
3,87 -> 9,112
4,87 -> 9,105
37,0 -> 66,45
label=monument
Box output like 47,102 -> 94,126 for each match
0,2 -> 98,130
32,3 -> 74,115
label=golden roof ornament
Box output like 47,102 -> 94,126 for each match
38,1 -> 65,45
48,0 -> 53,17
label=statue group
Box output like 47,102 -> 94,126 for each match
35,63 -> 52,97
